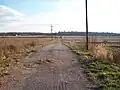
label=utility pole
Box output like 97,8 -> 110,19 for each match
85,0 -> 89,50
51,24 -> 53,34
4,32 -> 6,52
50,24 -> 53,39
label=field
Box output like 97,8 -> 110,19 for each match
63,36 -> 120,62
63,36 -> 120,47
0,37 -> 55,76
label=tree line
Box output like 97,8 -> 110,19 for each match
0,31 -> 119,36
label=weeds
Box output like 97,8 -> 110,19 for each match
86,60 -> 120,90
64,41 -> 120,90
0,38 -> 55,77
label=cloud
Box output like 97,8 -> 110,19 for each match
1,0 -> 120,33
0,5 -> 25,16
0,2 -> 85,33
0,5 -> 25,31
0,5 -> 24,27
88,0 -> 120,33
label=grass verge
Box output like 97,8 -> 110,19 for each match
64,41 -> 120,90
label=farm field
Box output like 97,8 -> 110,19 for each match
0,35 -> 52,38
0,37 -> 56,77
63,35 -> 120,63
63,36 -> 120,47
63,36 -> 120,41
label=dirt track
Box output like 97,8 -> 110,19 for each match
0,42 -> 93,90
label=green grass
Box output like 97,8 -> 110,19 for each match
86,60 -> 120,89
64,41 -> 120,90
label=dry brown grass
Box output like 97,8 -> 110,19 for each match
63,37 -> 120,64
0,37 -> 55,76
90,44 -> 114,61
0,38 -> 51,56
112,48 -> 120,64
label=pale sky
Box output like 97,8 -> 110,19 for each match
0,0 -> 120,33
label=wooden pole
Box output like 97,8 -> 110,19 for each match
85,0 -> 89,50
50,24 -> 53,39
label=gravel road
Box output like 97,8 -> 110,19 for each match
0,42 -> 94,90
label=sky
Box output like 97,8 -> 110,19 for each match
0,0 -> 120,33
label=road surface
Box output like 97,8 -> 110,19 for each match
0,42 -> 93,90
